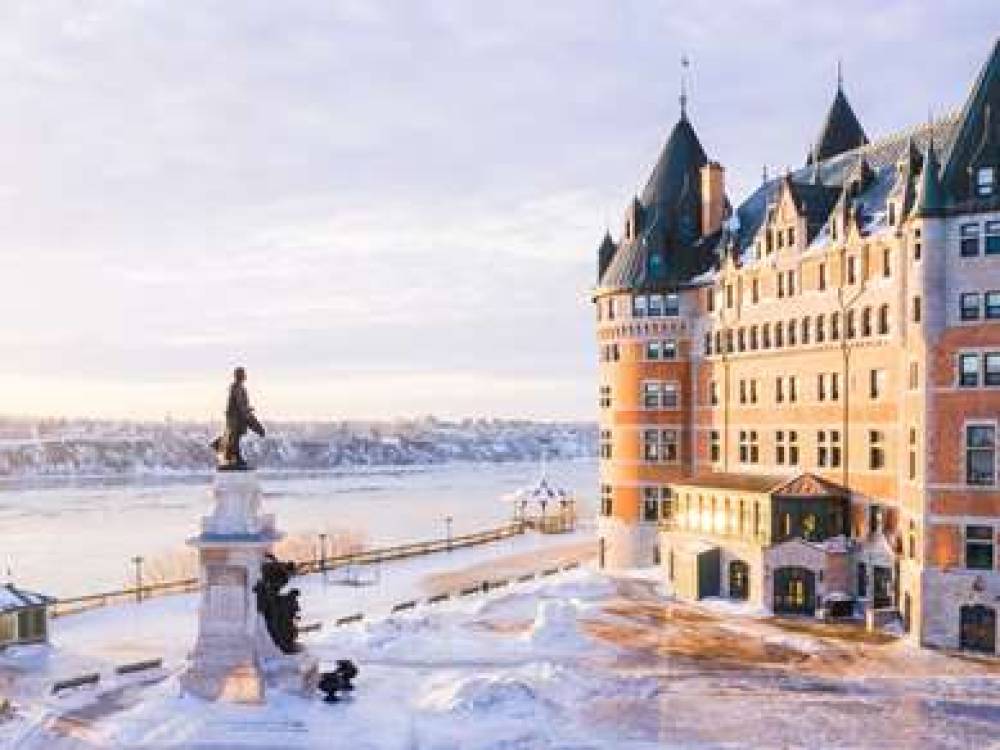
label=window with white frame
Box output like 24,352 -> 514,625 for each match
960,353 -> 980,387
986,291 -> 1000,319
646,340 -> 677,361
961,293 -> 981,321
961,223 -> 981,257
986,220 -> 1000,255
643,429 -> 679,463
988,353 -> 1000,387
966,424 -> 996,486
642,381 -> 678,409
965,525 -> 995,569
664,293 -> 680,317
642,487 -> 661,522
738,430 -> 759,464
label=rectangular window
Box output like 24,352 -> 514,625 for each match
882,247 -> 891,278
776,429 -> 786,465
986,221 -> 1000,255
600,429 -> 613,459
977,167 -> 996,197
967,424 -> 997,486
869,430 -> 885,470
909,428 -> 918,481
788,270 -> 796,295
662,383 -> 678,409
662,340 -> 677,359
642,487 -> 661,522
961,292 -> 982,321
913,296 -> 922,323
599,385 -> 612,408
633,295 -> 648,318
749,430 -> 759,464
726,285 -> 734,309
664,294 -> 680,317
831,372 -> 840,401
739,379 -> 747,405
709,380 -> 719,406
987,353 -> 1000,386
909,361 -> 919,390
643,429 -> 678,463
647,294 -> 664,317
788,430 -> 799,465
789,376 -> 798,403
749,379 -> 757,404
643,382 -> 661,409
986,291 -> 1000,319
818,263 -> 827,291
752,278 -> 760,304
775,377 -> 784,404
709,430 -> 720,463
869,369 -> 885,400
600,484 -> 613,516
818,373 -> 826,402
848,256 -> 857,284
738,430 -> 749,463
777,274 -> 785,298
960,353 -> 980,387
965,525 -> 995,569
646,341 -> 662,360
818,430 -> 842,468
706,288 -> 715,312
961,223 -> 980,257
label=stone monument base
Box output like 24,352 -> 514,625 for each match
180,470 -> 318,704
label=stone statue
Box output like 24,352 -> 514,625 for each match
254,554 -> 301,654
211,366 -> 265,470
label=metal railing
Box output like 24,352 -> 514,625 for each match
50,522 -> 526,618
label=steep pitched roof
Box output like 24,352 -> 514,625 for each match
942,37 -> 1000,199
807,87 -> 869,165
597,230 -> 617,279
640,115 -> 708,209
914,142 -> 946,217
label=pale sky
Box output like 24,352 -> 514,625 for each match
0,1 -> 995,420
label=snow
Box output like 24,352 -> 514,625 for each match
3,542 -> 1000,749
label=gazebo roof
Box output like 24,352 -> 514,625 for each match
504,475 -> 574,504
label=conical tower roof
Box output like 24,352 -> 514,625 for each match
807,87 -> 869,165
640,114 -> 708,209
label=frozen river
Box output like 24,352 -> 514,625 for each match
0,459 -> 597,598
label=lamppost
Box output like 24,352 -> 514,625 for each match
445,516 -> 453,552
318,533 -> 328,574
131,555 -> 144,604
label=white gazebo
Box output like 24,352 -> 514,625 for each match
503,474 -> 577,534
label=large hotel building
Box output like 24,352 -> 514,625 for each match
593,40 -> 1000,655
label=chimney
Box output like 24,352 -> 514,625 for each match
701,161 -> 725,236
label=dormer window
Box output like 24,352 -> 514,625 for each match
888,202 -> 896,226
977,167 -> 996,197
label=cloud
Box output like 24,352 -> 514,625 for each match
0,1 -> 992,418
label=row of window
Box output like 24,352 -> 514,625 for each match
600,339 -> 679,363
958,353 -> 1000,387
704,303 -> 893,356
708,369 -> 885,406
959,220 -> 1000,257
959,291 -> 1000,321
724,428 -> 888,470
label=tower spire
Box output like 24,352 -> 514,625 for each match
679,54 -> 690,118
837,58 -> 843,92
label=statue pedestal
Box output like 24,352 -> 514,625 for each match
180,471 -> 317,703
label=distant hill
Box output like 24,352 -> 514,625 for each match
0,417 -> 597,478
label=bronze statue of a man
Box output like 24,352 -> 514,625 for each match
211,366 -> 265,470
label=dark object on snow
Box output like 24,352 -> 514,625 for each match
254,554 -> 300,654
318,660 -> 358,702
211,366 -> 265,470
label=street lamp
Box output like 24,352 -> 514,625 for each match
445,516 -> 453,552
131,555 -> 144,604
318,533 -> 328,574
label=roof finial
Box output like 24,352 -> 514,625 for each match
927,105 -> 935,149
837,58 -> 843,92
679,54 -> 690,118
762,164 -> 768,184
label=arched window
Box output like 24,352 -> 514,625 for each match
816,315 -> 825,343
831,312 -> 840,340
787,320 -> 797,346
801,317 -> 811,345
861,307 -> 872,337
878,304 -> 890,335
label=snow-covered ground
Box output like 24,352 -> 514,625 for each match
2,534 -> 999,749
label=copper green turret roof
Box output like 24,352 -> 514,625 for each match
914,141 -> 946,217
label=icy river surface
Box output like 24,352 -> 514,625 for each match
0,459 -> 596,597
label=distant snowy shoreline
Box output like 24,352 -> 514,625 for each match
0,417 -> 597,483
